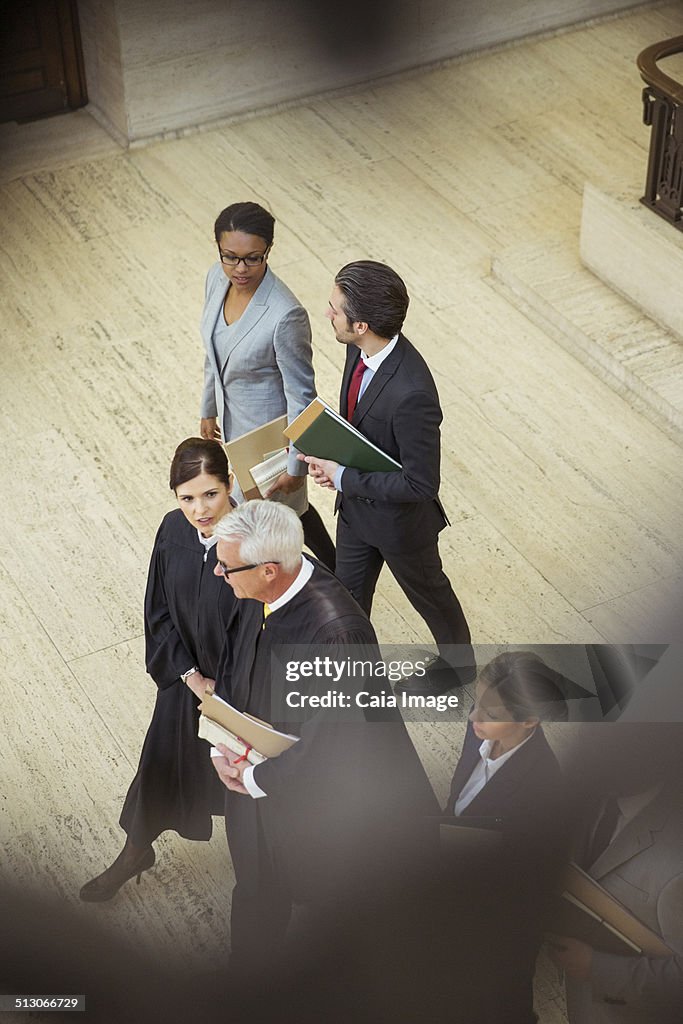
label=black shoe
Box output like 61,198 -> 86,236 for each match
79,841 -> 155,902
394,655 -> 477,695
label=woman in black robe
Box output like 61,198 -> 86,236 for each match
79,438 -> 236,901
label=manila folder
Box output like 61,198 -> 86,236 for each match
225,415 -> 288,499
199,691 -> 298,759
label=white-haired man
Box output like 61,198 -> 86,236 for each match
210,500 -> 437,984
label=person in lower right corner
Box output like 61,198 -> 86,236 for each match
549,723 -> 683,1024
439,651 -> 571,1024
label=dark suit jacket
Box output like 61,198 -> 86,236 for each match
445,722 -> 565,833
444,721 -> 570,896
437,724 -> 569,1024
566,785 -> 683,1023
337,334 -> 448,552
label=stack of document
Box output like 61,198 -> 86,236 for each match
225,415 -> 288,499
249,448 -> 289,497
285,398 -> 401,473
551,861 -> 673,955
198,691 -> 299,765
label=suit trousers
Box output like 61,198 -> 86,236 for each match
335,511 -> 471,650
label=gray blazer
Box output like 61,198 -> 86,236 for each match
200,263 -> 315,477
566,786 -> 683,1023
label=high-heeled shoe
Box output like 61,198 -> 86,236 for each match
79,840 -> 155,902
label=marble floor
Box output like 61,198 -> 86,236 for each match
1,4 -> 682,1022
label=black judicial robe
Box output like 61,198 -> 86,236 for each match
217,561 -> 439,909
119,509 -> 236,845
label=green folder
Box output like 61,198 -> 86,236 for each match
285,399 -> 401,473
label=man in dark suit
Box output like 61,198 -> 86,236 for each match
303,260 -> 473,693
550,724 -> 683,1024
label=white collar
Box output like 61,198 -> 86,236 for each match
360,333 -> 399,372
478,728 -> 536,773
267,555 -> 314,612
197,531 -> 219,550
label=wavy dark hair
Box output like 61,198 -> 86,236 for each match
334,260 -> 409,339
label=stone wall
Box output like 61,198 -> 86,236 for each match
78,0 -> 653,144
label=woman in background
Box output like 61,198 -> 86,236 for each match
80,438 -> 236,901
442,651 -> 570,1024
445,650 -> 568,824
199,200 -> 335,570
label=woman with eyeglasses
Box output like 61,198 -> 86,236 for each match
199,201 -> 335,570
80,438 -> 236,901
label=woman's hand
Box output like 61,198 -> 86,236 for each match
184,670 -> 214,701
200,417 -> 221,441
263,472 -> 306,498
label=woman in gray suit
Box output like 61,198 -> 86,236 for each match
199,201 -> 334,568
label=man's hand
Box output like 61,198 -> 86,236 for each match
298,454 -> 339,489
546,935 -> 593,980
200,417 -> 221,441
211,743 -> 250,795
263,471 -> 306,499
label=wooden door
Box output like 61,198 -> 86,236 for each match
0,0 -> 87,123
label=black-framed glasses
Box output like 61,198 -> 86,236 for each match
216,560 -> 280,575
218,251 -> 269,267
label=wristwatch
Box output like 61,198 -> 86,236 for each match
180,666 -> 199,683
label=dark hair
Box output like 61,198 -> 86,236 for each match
214,202 -> 275,246
169,438 -> 231,491
334,260 -> 409,339
478,652 -> 569,723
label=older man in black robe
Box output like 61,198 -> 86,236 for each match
210,500 -> 438,1017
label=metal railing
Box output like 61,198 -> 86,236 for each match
638,35 -> 683,230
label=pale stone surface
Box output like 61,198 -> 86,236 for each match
581,182 -> 683,339
492,239 -> 683,443
0,110 -> 121,186
78,0 -> 129,141
3,7 -> 683,1019
78,0 -> 650,144
582,573 -> 683,643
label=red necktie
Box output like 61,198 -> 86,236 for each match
346,358 -> 366,421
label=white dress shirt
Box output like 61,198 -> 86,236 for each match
197,530 -> 219,560
333,334 -> 399,490
454,730 -> 536,816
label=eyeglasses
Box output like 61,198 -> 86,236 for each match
216,560 -> 280,575
218,251 -> 269,267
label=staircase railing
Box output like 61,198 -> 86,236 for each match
638,35 -> 683,230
